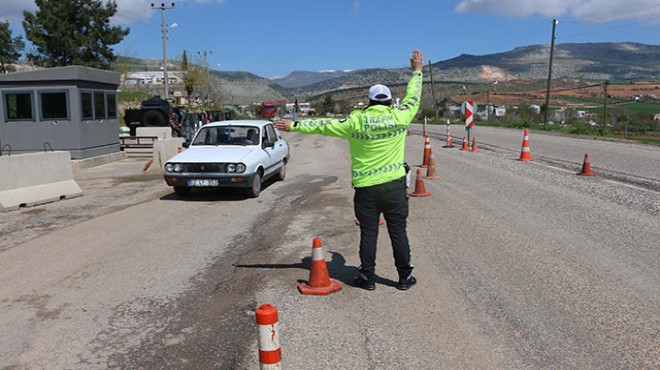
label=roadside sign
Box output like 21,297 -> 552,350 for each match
462,100 -> 476,128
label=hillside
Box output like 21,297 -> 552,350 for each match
430,42 -> 659,81
208,70 -> 287,103
283,42 -> 658,98
112,42 -> 658,105
270,70 -> 350,88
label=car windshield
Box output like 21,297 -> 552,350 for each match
191,125 -> 260,146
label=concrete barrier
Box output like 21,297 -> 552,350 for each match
146,137 -> 186,174
71,151 -> 126,171
136,127 -> 171,139
0,151 -> 83,212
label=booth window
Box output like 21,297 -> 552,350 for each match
81,91 -> 93,119
40,91 -> 69,120
106,93 -> 117,119
94,91 -> 106,120
4,92 -> 34,121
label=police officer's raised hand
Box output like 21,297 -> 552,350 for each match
274,119 -> 292,132
410,49 -> 423,72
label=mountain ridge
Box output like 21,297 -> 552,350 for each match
259,42 -> 658,100
114,42 -> 658,103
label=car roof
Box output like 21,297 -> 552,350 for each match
204,120 -> 272,128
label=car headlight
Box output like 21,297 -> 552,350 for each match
226,163 -> 236,173
174,163 -> 183,172
165,163 -> 174,172
236,163 -> 246,173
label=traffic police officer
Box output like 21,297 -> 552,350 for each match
275,49 -> 424,291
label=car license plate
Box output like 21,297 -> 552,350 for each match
188,179 -> 219,187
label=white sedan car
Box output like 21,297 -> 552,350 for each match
163,120 -> 290,198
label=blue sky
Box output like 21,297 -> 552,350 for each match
2,0 -> 659,78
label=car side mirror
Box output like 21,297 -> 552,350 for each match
263,141 -> 275,148
182,142 -> 190,148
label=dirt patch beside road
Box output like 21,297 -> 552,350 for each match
0,158 -> 170,253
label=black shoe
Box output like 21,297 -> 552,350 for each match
353,276 -> 376,291
397,276 -> 417,291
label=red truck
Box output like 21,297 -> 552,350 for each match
261,101 -> 276,119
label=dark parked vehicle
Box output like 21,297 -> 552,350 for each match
124,96 -> 177,136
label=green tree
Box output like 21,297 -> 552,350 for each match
183,65 -> 203,99
182,52 -> 210,100
516,105 -> 539,125
23,0 -> 129,69
419,103 -> 436,121
0,21 -> 25,73
322,95 -> 334,114
181,50 -> 188,71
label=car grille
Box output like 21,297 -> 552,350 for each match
184,163 -> 225,173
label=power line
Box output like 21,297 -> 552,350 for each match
559,3 -> 660,24
561,14 -> 659,39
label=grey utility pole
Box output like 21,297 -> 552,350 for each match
151,2 -> 175,100
543,19 -> 559,124
602,81 -> 609,135
198,50 -> 213,67
428,60 -> 438,120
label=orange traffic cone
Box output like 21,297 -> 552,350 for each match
297,238 -> 342,295
425,153 -> 440,179
577,153 -> 596,176
444,135 -> 454,148
517,128 -> 532,161
459,136 -> 470,151
421,136 -> 431,168
470,138 -> 480,153
410,168 -> 432,197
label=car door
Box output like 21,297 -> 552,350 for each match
262,124 -> 286,176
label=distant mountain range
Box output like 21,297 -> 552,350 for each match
270,70 -> 352,88
207,42 -> 658,103
109,42 -> 658,104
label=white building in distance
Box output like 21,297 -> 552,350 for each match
123,71 -> 182,86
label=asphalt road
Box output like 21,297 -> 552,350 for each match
0,126 -> 658,369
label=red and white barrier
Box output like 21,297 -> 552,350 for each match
256,304 -> 282,369
421,136 -> 431,168
465,100 -> 474,129
443,123 -> 454,148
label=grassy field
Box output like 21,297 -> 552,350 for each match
616,102 -> 660,115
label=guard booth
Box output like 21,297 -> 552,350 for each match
0,66 -> 120,159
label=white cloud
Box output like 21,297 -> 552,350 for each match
113,0 -> 156,24
110,0 -> 229,24
0,0 -> 150,26
454,0 -> 660,23
0,0 -> 37,25
349,0 -> 360,16
0,0 -> 227,28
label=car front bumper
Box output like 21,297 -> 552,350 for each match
163,172 -> 257,189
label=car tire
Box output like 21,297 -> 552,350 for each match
174,186 -> 190,197
247,172 -> 262,198
275,161 -> 286,181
